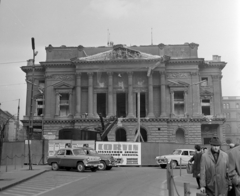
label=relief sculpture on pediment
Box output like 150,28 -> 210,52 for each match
167,73 -> 190,78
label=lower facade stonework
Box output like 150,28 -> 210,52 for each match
24,117 -> 225,145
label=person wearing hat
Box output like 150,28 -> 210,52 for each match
200,137 -> 230,196
228,143 -> 240,196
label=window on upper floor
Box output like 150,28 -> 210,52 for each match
174,91 -> 185,115
226,103 -> 230,109
236,103 -> 239,109
36,98 -> 43,116
59,93 -> 70,116
202,99 -> 210,116
223,103 -> 226,109
226,113 -> 230,119
201,77 -> 208,87
39,80 -> 45,89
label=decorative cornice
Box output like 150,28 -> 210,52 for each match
168,58 -> 204,64
45,74 -> 75,80
21,116 -> 225,125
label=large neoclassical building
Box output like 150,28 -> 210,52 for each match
21,43 -> 226,144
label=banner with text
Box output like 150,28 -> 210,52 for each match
96,142 -> 141,165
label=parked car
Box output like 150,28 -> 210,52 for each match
47,148 -> 101,172
155,149 -> 195,169
82,146 -> 116,170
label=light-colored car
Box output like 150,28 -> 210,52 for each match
47,148 -> 101,172
155,149 -> 195,169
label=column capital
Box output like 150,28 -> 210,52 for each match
159,71 -> 166,75
87,72 -> 94,76
190,72 -> 199,76
211,75 -> 220,80
76,73 -> 82,77
127,71 -> 133,76
107,72 -> 113,76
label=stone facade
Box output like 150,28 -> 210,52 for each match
222,96 -> 240,144
21,43 -> 226,144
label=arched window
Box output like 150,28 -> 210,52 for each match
116,128 -> 127,141
135,128 -> 147,142
176,128 -> 185,143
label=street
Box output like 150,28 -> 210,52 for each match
0,166 -> 183,196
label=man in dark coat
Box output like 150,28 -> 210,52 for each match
189,144 -> 202,189
228,144 -> 240,196
200,137 -> 229,196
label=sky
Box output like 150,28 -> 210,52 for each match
0,0 -> 239,120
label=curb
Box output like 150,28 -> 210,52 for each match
0,170 -> 49,192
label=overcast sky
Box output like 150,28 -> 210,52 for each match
0,0 -> 239,119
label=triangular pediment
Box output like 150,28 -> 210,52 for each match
75,45 -> 160,61
53,81 -> 74,89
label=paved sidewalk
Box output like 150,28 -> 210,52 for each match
0,165 -> 51,191
0,165 -> 202,195
161,168 -> 202,196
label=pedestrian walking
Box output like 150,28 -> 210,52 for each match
200,137 -> 230,196
228,143 -> 240,196
189,144 -> 202,189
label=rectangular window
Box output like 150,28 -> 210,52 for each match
202,99 -> 210,115
117,93 -> 126,118
60,93 -> 69,116
97,93 -> 106,117
174,91 -> 184,115
201,77 -> 208,87
36,98 -> 43,116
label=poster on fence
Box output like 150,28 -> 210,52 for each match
48,140 -> 95,157
48,140 -> 71,156
96,142 -> 141,166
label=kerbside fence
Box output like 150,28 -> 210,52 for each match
1,140 -> 230,167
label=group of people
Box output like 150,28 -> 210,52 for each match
188,137 -> 240,196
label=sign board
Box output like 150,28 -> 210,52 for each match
48,140 -> 71,157
47,140 -> 95,157
96,142 -> 141,165
71,140 -> 95,149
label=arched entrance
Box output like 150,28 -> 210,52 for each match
135,127 -> 147,142
176,128 -> 185,143
116,128 -> 127,141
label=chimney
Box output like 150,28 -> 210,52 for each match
212,55 -> 221,62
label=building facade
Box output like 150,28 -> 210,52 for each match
21,43 -> 226,144
0,109 -> 23,141
222,96 -> 240,144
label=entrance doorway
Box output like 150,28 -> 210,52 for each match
135,127 -> 147,142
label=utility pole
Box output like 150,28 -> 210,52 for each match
15,99 -> 20,141
28,37 -> 37,170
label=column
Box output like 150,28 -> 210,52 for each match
212,75 -> 221,117
184,91 -> 188,116
75,73 -> 81,117
147,73 -> 155,118
69,92 -> 72,116
160,71 -> 167,117
127,72 -> 135,118
55,93 -> 60,116
87,72 -> 94,118
191,72 -> 201,116
107,72 -> 114,117
170,91 -> 174,117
